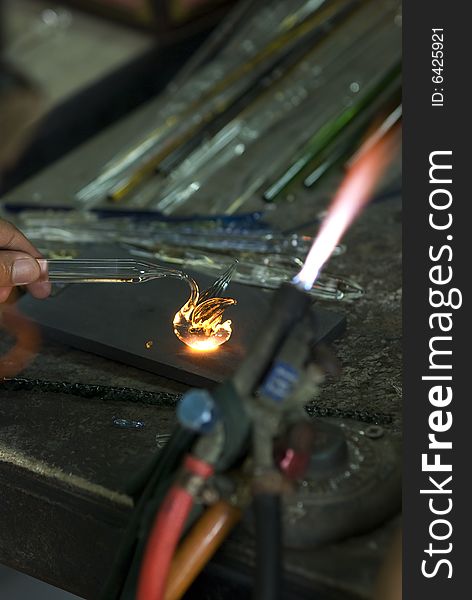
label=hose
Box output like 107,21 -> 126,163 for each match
165,500 -> 241,600
136,455 -> 214,600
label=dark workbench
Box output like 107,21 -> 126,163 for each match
0,85 -> 402,598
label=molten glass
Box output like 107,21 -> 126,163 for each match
173,279 -> 236,351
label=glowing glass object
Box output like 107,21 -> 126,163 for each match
173,278 -> 236,351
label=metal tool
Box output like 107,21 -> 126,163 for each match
120,280 -> 398,600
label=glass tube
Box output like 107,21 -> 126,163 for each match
37,259 -> 186,284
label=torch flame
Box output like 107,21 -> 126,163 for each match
294,112 -> 401,290
173,283 -> 236,352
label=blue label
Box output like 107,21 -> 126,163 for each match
261,362 -> 299,403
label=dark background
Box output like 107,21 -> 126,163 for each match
403,1 -> 469,597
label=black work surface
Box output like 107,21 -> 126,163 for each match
18,267 -> 345,387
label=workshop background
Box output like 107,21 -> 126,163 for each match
0,1 -> 402,599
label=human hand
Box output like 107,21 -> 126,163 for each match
0,219 -> 50,302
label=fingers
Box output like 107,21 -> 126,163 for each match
27,280 -> 52,299
0,251 -> 41,287
0,220 -> 51,302
0,287 -> 13,303
0,219 -> 40,256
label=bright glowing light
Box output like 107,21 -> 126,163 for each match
182,338 -> 221,352
294,119 -> 400,290
173,291 -> 236,352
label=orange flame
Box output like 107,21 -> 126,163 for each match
295,118 -> 401,290
173,283 -> 236,352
